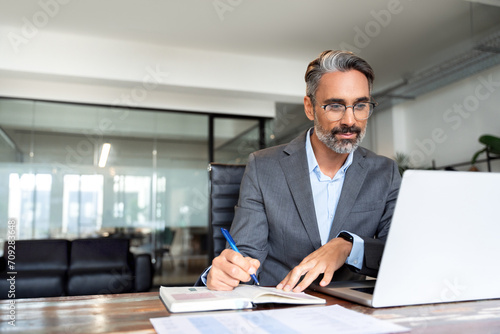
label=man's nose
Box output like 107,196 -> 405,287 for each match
340,106 -> 356,127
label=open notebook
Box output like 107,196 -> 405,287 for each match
312,170 -> 500,308
160,285 -> 325,313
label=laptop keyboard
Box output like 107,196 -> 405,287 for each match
352,287 -> 375,295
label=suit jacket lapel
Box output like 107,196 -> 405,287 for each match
328,148 -> 368,239
279,131 -> 322,249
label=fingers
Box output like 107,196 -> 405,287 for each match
277,262 -> 323,293
276,262 -> 313,292
292,270 -> 321,293
293,266 -> 335,292
247,258 -> 260,276
319,267 -> 335,287
206,249 -> 260,291
206,268 -> 240,291
276,239 -> 351,292
277,275 -> 299,292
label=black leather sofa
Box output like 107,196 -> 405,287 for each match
0,238 -> 153,299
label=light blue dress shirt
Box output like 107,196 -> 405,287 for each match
305,129 -> 364,270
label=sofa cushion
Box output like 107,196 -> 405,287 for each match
67,272 -> 134,296
69,238 -> 131,273
0,273 -> 66,299
67,238 -> 134,296
0,239 -> 69,298
7,239 -> 69,272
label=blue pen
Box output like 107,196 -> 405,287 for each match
221,228 -> 260,285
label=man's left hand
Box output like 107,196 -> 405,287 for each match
276,237 -> 353,292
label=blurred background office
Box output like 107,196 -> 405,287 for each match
1,0 -> 499,286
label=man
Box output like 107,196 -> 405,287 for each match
204,50 -> 401,292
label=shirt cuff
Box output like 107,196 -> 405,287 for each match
338,231 -> 364,270
200,265 -> 212,286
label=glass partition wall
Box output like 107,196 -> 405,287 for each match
212,117 -> 263,164
0,97 -> 269,286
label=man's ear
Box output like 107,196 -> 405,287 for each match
304,96 -> 315,121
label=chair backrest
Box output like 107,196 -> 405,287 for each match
160,227 -> 176,248
208,163 -> 246,263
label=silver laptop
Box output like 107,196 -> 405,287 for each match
312,169 -> 500,308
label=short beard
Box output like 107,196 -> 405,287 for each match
314,115 -> 366,154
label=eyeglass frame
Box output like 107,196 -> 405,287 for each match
319,101 -> 378,121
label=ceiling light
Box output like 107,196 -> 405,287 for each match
98,143 -> 111,168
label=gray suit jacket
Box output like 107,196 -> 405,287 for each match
230,130 -> 401,286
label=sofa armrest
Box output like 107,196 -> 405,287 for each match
133,253 -> 153,292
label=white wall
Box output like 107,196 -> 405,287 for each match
373,63 -> 500,172
370,106 -> 394,158
0,27 -> 306,117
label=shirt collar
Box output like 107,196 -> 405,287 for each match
305,128 -> 355,176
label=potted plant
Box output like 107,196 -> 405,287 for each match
470,134 -> 500,172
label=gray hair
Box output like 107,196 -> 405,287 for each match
305,50 -> 374,103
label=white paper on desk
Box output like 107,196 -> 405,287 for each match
150,304 -> 408,334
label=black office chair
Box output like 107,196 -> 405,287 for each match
154,227 -> 176,271
208,163 -> 246,263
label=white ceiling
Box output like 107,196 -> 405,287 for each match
1,0 -> 500,94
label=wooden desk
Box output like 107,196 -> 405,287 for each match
1,291 -> 500,333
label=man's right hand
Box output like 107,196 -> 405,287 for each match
206,249 -> 260,291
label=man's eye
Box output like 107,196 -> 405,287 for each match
354,103 -> 368,110
329,104 -> 344,110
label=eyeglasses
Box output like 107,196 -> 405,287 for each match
320,102 -> 377,121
